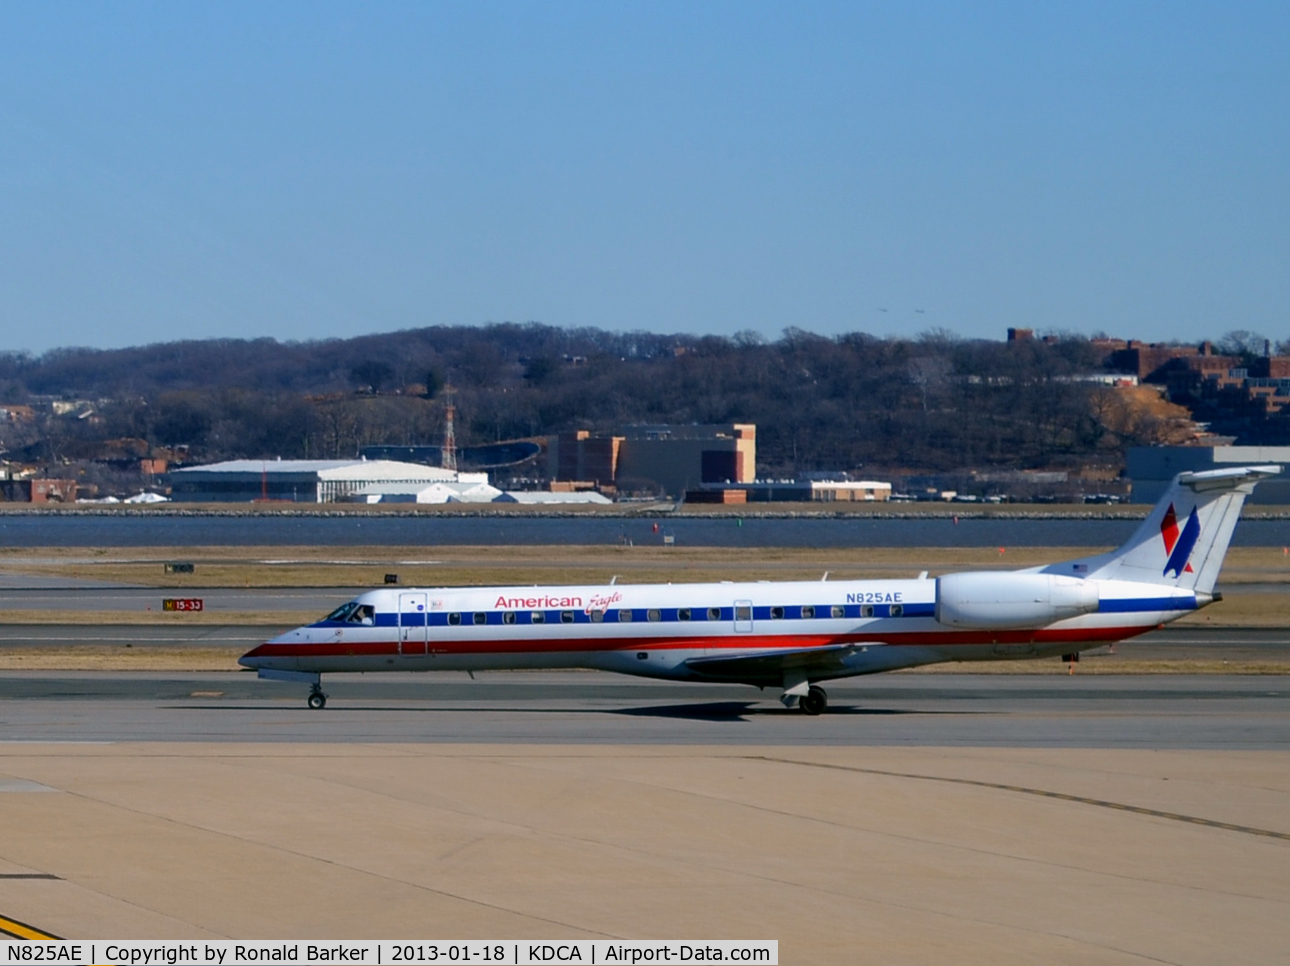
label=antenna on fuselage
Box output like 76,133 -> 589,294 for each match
610,575 -> 619,584
821,572 -> 830,581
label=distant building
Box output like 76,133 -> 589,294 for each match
0,478 -> 77,503
0,405 -> 36,424
685,489 -> 747,504
1098,339 -> 1245,383
548,431 -> 623,489
548,424 -> 756,498
696,479 -> 891,503
351,478 -> 501,504
1128,446 -> 1290,503
808,480 -> 893,502
169,459 -> 465,503
494,490 -> 613,505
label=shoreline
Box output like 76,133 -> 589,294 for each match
0,502 -> 1222,519
5,501 -> 1290,519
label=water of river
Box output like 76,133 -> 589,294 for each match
4,515 -> 1290,548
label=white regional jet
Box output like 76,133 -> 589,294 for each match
240,466 -> 1278,714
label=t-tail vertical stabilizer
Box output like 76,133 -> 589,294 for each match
1040,465 -> 1280,593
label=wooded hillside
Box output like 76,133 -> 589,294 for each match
0,326 -> 1193,477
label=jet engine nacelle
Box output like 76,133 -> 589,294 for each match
935,572 -> 1099,629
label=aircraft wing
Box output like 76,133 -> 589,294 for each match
683,642 -> 875,683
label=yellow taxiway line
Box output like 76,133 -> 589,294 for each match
0,913 -> 61,940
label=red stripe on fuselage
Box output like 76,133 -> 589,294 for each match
245,624 -> 1154,660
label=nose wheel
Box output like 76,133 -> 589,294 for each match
307,685 -> 328,710
799,685 -> 827,716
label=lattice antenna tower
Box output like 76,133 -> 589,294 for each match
441,387 -> 458,472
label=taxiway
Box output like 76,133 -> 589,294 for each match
0,671 -> 1286,747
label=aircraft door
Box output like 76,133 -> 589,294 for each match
734,599 -> 753,633
398,592 -> 428,656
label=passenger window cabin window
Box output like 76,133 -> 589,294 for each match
861,605 -> 874,618
707,607 -> 722,621
770,606 -> 784,620
647,609 -> 661,622
503,611 -> 516,625
678,608 -> 691,621
561,610 -> 575,623
473,612 -> 487,625
801,605 -> 815,619
590,609 -> 604,623
448,612 -> 461,626
891,603 -> 904,617
619,609 -> 633,622
831,605 -> 845,619
531,611 -> 545,624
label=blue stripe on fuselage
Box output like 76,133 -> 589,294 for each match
310,597 -> 1189,627
309,599 -> 941,628
1099,596 -> 1196,613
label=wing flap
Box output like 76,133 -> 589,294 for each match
683,642 -> 876,682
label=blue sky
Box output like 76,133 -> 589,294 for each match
1,1 -> 1287,352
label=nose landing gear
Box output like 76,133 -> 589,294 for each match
307,684 -> 328,710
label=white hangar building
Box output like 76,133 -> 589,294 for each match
169,459 -> 472,503
351,479 -> 502,504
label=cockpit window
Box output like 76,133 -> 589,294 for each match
325,602 -> 359,622
325,602 -> 375,624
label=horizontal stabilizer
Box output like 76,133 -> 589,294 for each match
1040,465 -> 1280,593
684,643 -> 871,683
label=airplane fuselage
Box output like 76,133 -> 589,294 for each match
239,575 -> 1202,683
237,465 -> 1278,713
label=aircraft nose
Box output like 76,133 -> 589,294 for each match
238,643 -> 270,669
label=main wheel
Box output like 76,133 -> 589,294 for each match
307,692 -> 327,710
799,685 -> 827,716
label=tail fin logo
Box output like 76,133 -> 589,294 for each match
1161,503 -> 1200,577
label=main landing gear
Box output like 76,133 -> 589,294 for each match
799,685 -> 828,715
780,679 -> 829,714
307,683 -> 328,710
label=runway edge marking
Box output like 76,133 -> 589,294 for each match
0,912 -> 61,940
749,756 -> 1290,842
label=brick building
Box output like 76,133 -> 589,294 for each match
547,424 -> 756,498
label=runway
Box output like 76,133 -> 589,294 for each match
0,584 -> 354,613
0,671 -> 1286,747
